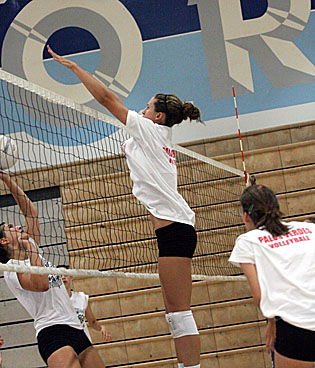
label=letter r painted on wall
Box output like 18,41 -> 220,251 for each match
189,0 -> 315,99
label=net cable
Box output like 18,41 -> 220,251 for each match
0,69 -> 246,280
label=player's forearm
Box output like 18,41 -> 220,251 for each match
27,243 -> 49,290
90,319 -> 101,331
29,272 -> 49,291
28,247 -> 44,267
47,46 -> 127,124
71,64 -> 122,108
2,175 -> 37,219
240,263 -> 261,306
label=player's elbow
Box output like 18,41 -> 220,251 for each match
32,278 -> 49,292
89,318 -> 98,327
42,283 -> 49,291
35,283 -> 49,292
95,94 -> 106,106
99,93 -> 115,109
253,294 -> 261,307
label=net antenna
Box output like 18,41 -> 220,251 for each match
232,86 -> 249,186
0,70 -> 246,281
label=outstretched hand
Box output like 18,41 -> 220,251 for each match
47,44 -> 128,125
100,325 -> 112,342
265,318 -> 276,354
47,45 -> 77,71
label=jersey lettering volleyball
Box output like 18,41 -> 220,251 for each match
229,221 -> 315,330
122,110 -> 195,226
257,227 -> 311,248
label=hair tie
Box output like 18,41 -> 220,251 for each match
248,204 -> 254,215
164,94 -> 169,115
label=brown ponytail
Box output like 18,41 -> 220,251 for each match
182,102 -> 201,121
240,185 -> 289,237
154,93 -> 202,127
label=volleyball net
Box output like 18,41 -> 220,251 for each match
0,70 -> 246,280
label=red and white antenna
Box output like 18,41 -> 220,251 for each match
232,86 -> 249,186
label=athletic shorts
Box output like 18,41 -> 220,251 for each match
37,324 -> 92,364
155,222 -> 197,258
275,317 -> 315,362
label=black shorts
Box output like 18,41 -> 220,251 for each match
275,317 -> 315,362
37,324 -> 92,364
155,222 -> 197,258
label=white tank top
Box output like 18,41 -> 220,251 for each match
123,110 -> 195,226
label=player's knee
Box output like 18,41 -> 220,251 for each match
165,310 -> 199,338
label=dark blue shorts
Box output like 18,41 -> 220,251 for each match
37,324 -> 92,363
155,222 -> 197,258
275,317 -> 315,362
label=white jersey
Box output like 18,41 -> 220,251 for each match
122,110 -> 195,226
4,240 -> 82,336
229,221 -> 315,330
70,291 -> 92,342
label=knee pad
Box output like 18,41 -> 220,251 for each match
165,310 -> 199,338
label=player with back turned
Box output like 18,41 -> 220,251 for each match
229,184 -> 315,368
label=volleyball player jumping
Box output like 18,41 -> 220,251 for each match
48,45 -> 202,368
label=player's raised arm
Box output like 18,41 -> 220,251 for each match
16,238 -> 49,292
0,171 -> 39,244
47,45 -> 128,125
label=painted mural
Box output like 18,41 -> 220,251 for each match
0,0 -> 314,147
